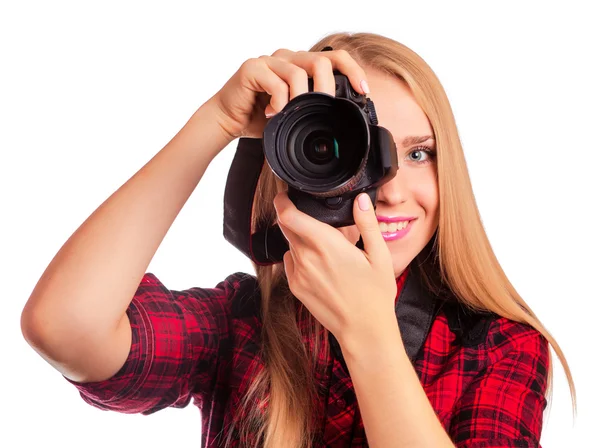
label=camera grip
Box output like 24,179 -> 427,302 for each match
287,187 -> 377,228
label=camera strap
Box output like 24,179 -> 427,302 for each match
223,137 -> 364,265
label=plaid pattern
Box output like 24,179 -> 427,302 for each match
65,269 -> 549,447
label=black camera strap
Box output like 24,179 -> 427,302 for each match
223,137 -> 364,265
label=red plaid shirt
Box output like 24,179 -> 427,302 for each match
65,267 -> 549,447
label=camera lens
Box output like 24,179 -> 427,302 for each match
304,132 -> 338,165
285,112 -> 350,181
263,93 -> 370,197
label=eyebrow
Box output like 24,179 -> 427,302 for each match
400,135 -> 435,147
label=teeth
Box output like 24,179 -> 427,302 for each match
379,221 -> 409,233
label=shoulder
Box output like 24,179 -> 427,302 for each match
439,299 -> 549,361
439,307 -> 550,444
439,299 -> 496,347
485,316 -> 549,367
210,271 -> 259,301
441,300 -> 546,355
433,301 -> 550,412
189,271 -> 261,318
226,272 -> 262,318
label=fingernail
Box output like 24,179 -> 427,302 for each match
360,80 -> 370,94
265,105 -> 276,118
358,193 -> 370,211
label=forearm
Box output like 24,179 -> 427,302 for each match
340,317 -> 455,448
21,98 -> 233,377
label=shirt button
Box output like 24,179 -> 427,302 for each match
336,398 -> 345,407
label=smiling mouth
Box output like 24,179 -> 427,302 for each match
378,219 -> 417,242
378,220 -> 413,233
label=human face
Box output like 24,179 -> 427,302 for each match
338,68 -> 440,278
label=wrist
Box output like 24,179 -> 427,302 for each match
202,95 -> 240,143
338,313 -> 403,362
188,98 -> 236,158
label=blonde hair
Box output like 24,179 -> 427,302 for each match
223,31 -> 576,448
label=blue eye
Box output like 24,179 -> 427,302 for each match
407,146 -> 436,165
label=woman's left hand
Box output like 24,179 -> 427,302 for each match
273,191 -> 398,344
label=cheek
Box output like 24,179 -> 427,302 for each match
413,170 -> 439,217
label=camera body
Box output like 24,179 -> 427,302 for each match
262,71 -> 398,228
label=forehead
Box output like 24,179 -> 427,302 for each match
363,68 -> 433,142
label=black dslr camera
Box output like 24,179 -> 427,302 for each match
223,71 -> 398,265
262,71 -> 398,228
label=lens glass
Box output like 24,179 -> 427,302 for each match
305,132 -> 338,165
279,102 -> 367,190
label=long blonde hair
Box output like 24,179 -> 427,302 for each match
223,31 -> 577,448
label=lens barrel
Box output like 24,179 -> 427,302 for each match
263,92 -> 370,198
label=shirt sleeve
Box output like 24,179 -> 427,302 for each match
449,319 -> 550,447
64,271 -> 254,415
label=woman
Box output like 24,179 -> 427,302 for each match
21,32 -> 576,447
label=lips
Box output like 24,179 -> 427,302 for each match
376,215 -> 417,223
380,219 -> 416,241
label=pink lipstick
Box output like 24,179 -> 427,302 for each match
376,216 -> 416,222
376,216 -> 417,242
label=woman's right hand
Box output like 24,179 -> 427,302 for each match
211,48 -> 369,139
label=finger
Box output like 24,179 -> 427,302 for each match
240,58 -> 289,115
259,55 -> 309,101
327,49 -> 370,94
272,48 -> 334,96
273,192 -> 323,250
353,193 -> 390,266
273,48 -> 369,96
277,215 -> 304,253
282,250 -> 295,280
275,206 -> 307,266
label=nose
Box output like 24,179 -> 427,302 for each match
376,171 -> 409,207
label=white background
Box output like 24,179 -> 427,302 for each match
1,1 -> 598,446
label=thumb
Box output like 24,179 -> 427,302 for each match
353,193 -> 389,264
